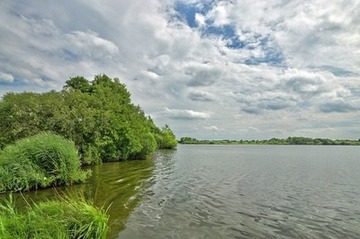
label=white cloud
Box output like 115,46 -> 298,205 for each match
164,107 -> 211,120
0,0 -> 359,139
66,31 -> 119,59
0,72 -> 14,83
195,13 -> 206,27
204,125 -> 221,131
207,2 -> 231,26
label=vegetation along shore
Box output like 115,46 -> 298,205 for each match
0,195 -> 109,239
0,74 -> 177,238
179,137 -> 360,145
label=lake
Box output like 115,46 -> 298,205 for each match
119,145 -> 360,239
5,145 -> 360,238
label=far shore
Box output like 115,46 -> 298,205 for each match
179,136 -> 360,146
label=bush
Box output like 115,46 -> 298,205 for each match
0,195 -> 109,239
0,132 -> 90,193
156,125 -> 178,149
0,75 -> 178,163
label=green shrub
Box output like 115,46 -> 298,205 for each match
155,125 -> 178,149
0,75 -> 178,163
0,132 -> 90,193
0,195 -> 109,239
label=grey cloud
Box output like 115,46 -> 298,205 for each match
186,66 -> 222,87
276,69 -> 335,102
319,101 -> 358,113
240,95 -> 295,114
259,96 -> 293,111
315,65 -> 357,77
188,91 -> 215,102
147,67 -> 163,77
242,107 -> 262,115
284,77 -> 327,96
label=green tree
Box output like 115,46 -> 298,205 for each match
156,125 -> 177,149
64,76 -> 91,93
0,74 -> 176,163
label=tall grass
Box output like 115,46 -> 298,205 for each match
0,132 -> 90,193
0,195 -> 109,239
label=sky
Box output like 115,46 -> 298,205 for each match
0,0 -> 359,140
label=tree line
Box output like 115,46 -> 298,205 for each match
179,137 -> 360,145
0,74 -> 177,164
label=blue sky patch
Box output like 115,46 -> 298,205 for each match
204,25 -> 246,49
174,1 -> 214,28
245,36 -> 285,66
175,2 -> 198,27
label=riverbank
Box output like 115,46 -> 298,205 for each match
0,132 -> 89,193
0,156 -> 157,239
0,195 -> 108,238
179,136 -> 360,145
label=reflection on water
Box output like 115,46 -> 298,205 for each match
86,158 -> 155,238
2,145 -> 360,238
119,145 -> 360,239
0,155 -> 156,239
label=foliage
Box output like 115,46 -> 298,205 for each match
0,132 -> 89,193
156,125 -> 178,149
0,74 -> 177,164
179,136 -> 360,146
0,195 -> 108,239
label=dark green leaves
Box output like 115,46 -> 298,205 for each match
0,74 -> 177,164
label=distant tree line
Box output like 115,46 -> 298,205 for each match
0,74 -> 177,164
179,137 -> 360,146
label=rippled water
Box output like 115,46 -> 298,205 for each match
1,159 -> 155,238
119,145 -> 360,239
3,145 -> 360,238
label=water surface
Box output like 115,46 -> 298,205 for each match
119,145 -> 360,239
3,145 -> 360,238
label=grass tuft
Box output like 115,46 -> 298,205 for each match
0,194 -> 109,239
0,132 -> 90,193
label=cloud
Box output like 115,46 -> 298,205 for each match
0,0 -> 359,139
242,106 -> 262,115
281,69 -> 330,94
248,127 -> 260,133
0,4 -> 122,91
66,31 -> 119,59
272,0 -> 360,72
207,2 -> 231,27
259,96 -> 294,111
188,90 -> 215,102
185,64 -> 222,87
204,125 -> 220,131
0,72 -> 14,83
164,107 -> 211,120
195,13 -> 206,27
319,100 -> 358,113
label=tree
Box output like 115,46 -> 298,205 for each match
63,76 -> 91,93
156,125 -> 177,149
0,74 -> 177,163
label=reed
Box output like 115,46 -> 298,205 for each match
0,132 -> 90,193
0,194 -> 109,239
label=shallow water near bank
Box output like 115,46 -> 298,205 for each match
0,158 -> 156,238
3,145 -> 360,238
